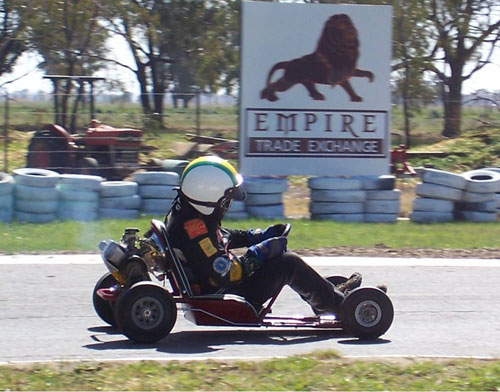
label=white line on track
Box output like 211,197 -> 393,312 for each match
0,254 -> 499,267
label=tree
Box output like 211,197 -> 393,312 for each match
392,0 -> 437,147
30,0 -> 109,130
421,0 -> 500,138
0,0 -> 38,83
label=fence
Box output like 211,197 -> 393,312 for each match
0,91 -> 499,175
0,91 -> 239,174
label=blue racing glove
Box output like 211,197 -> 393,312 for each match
241,236 -> 288,276
246,224 -> 290,246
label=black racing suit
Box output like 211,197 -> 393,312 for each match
166,197 -> 344,315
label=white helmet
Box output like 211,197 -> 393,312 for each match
180,156 -> 245,216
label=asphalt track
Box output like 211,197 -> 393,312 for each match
1,254 -> 499,364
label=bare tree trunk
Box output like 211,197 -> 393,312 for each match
442,77 -> 462,138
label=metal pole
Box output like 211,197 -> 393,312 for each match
3,92 -> 8,172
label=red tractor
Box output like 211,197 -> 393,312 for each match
27,119 -> 151,180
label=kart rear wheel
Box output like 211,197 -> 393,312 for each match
114,282 -> 177,344
92,272 -> 119,327
340,287 -> 393,340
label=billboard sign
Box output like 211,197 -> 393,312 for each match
239,1 -> 392,176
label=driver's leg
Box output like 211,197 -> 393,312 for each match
229,252 -> 344,315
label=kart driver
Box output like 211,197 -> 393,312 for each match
166,156 -> 362,315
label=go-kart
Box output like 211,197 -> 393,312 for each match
93,220 -> 394,344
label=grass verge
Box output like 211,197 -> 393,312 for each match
1,352 -> 499,391
1,218 -> 500,253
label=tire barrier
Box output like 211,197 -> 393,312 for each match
361,175 -> 400,223
224,200 -> 249,220
244,177 -> 287,219
410,168 -> 500,223
57,174 -> 103,221
13,168 -> 59,223
309,177 -> 366,222
99,181 -> 140,219
0,173 -> 14,222
132,171 -> 179,216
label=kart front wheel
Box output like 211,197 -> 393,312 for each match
114,281 -> 177,344
92,272 -> 119,327
340,287 -> 393,340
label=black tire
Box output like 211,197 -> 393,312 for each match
340,287 -> 394,340
326,275 -> 347,286
114,282 -> 177,344
92,272 -> 119,327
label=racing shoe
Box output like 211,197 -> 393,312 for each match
335,272 -> 362,294
376,283 -> 388,293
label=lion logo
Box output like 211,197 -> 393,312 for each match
260,14 -> 374,103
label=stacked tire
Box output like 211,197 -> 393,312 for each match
100,181 -> 140,219
244,177 -> 287,219
455,169 -> 500,222
357,175 -> 400,223
0,173 -> 14,222
132,171 -> 179,216
225,200 -> 249,220
13,168 -> 59,223
410,168 -> 465,223
57,174 -> 103,221
309,177 -> 365,222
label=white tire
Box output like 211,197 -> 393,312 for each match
365,200 -> 401,214
58,174 -> 104,191
132,171 -> 180,186
224,212 -> 250,220
58,188 -> 99,202
243,177 -> 288,193
307,177 -> 362,190
246,204 -> 285,219
15,184 -> 58,201
100,181 -> 138,197
0,194 -> 13,222
13,168 -> 59,187
139,185 -> 177,199
456,200 -> 497,213
310,189 -> 366,203
245,192 -> 282,206
228,200 -> 246,213
311,213 -> 364,222
99,208 -> 139,219
365,190 -> 401,200
421,168 -> 467,190
100,195 -> 141,209
461,191 -> 496,203
309,202 -> 364,214
456,210 -> 497,222
364,213 -> 398,223
15,199 -> 58,214
141,198 -> 174,212
59,200 -> 98,214
14,211 -> 56,223
412,197 -> 455,213
58,209 -> 99,221
416,183 -> 463,201
0,194 -> 13,208
409,211 -> 454,223
353,175 -> 395,190
0,173 -> 14,196
462,170 -> 500,193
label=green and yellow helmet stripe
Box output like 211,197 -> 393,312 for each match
181,156 -> 240,186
